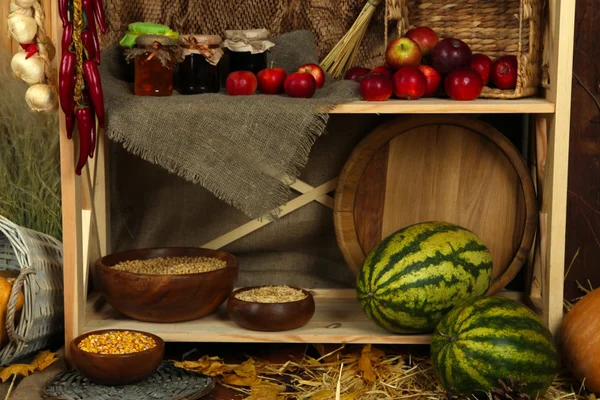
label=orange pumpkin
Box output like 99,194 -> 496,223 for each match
561,288 -> 600,394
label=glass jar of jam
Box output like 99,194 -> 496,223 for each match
178,34 -> 223,94
126,35 -> 178,96
222,29 -> 275,77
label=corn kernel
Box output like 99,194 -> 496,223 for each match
78,331 -> 156,354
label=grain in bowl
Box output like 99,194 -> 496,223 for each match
78,330 -> 157,354
234,285 -> 308,303
112,256 -> 226,275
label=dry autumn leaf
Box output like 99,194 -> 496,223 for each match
357,345 -> 377,383
222,359 -> 261,386
34,350 -> 58,371
173,356 -> 233,376
0,363 -> 35,382
246,382 -> 285,400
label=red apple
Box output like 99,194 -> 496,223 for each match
491,55 -> 518,90
284,72 -> 317,98
430,38 -> 472,75
392,66 -> 427,100
344,66 -> 371,82
470,53 -> 493,86
226,71 -> 257,96
297,63 -> 325,88
417,65 -> 442,97
370,65 -> 394,80
385,37 -> 422,70
405,26 -> 439,56
360,73 -> 393,101
257,67 -> 287,94
444,67 -> 483,101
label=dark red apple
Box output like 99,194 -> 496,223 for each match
491,55 -> 518,90
226,71 -> 258,96
297,63 -> 325,88
344,66 -> 371,82
284,72 -> 317,98
385,37 -> 422,70
444,67 -> 483,100
417,65 -> 442,97
257,67 -> 287,94
370,65 -> 394,80
430,38 -> 472,76
405,26 -> 439,56
392,66 -> 427,100
470,53 -> 493,86
360,73 -> 393,101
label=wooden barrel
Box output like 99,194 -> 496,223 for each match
334,115 -> 537,294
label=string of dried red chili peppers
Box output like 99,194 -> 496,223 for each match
58,0 -> 106,175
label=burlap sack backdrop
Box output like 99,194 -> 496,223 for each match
102,0 -> 387,68
100,31 -> 361,219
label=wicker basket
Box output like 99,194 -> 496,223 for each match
385,0 -> 545,99
0,216 -> 63,365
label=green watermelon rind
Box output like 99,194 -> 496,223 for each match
356,221 -> 493,333
431,295 -> 559,398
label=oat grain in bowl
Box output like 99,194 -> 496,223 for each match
78,331 -> 156,354
112,256 -> 227,275
235,285 -> 308,303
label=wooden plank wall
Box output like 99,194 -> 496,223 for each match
564,0 -> 600,301
1,0 -> 56,54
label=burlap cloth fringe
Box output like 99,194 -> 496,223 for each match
100,31 -> 360,219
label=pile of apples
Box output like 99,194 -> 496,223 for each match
225,63 -> 326,98
350,26 -> 519,102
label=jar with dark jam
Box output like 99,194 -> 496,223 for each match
126,35 -> 178,96
178,34 -> 223,94
222,29 -> 275,77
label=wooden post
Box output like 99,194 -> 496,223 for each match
542,0 -> 576,337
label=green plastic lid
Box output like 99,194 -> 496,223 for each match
119,22 -> 179,48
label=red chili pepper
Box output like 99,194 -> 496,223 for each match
82,0 -> 100,64
83,60 -> 105,128
65,113 -> 75,140
75,106 -> 92,175
92,0 -> 107,34
61,24 -> 73,52
19,43 -> 28,51
59,0 -> 69,27
82,92 -> 96,158
81,31 -> 95,62
24,43 -> 38,59
59,51 -> 76,137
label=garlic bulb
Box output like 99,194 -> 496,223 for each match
14,0 -> 37,7
11,52 -> 45,85
25,84 -> 58,114
9,1 -> 34,17
7,13 -> 37,44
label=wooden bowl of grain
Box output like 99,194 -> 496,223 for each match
70,329 -> 164,386
95,247 -> 239,323
227,286 -> 315,331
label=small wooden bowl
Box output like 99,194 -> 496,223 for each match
95,247 -> 239,323
227,286 -> 315,331
69,329 -> 164,386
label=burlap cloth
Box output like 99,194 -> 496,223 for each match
100,30 -> 362,219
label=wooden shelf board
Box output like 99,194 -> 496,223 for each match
328,98 -> 555,114
84,289 -> 528,345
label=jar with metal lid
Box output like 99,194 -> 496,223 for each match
125,35 -> 180,96
222,29 -> 275,77
178,34 -> 223,94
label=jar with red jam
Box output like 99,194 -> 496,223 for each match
178,34 -> 223,94
221,29 -> 275,79
126,35 -> 179,96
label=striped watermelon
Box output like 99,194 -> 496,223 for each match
431,296 -> 558,398
356,221 -> 493,333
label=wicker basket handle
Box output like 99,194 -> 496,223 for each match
6,267 -> 36,344
384,0 -> 409,49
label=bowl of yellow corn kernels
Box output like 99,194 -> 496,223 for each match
70,329 -> 165,386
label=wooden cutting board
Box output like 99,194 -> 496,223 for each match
334,116 -> 537,294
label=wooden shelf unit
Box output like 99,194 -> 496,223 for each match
52,0 -> 576,362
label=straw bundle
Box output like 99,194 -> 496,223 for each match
320,0 -> 382,78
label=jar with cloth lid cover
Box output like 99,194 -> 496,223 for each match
125,34 -> 181,96
178,34 -> 223,94
222,29 -> 275,78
